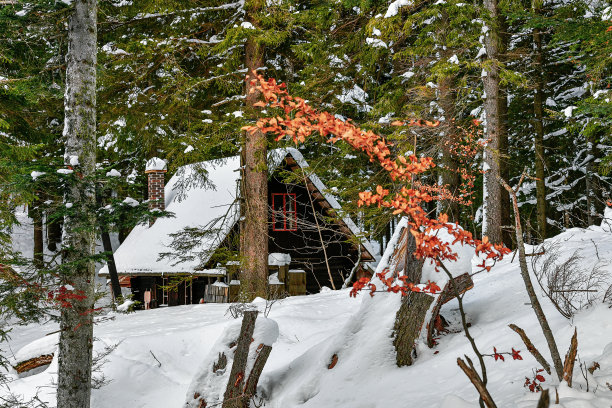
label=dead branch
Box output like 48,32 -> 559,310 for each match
499,174 -> 564,381
457,356 -> 497,408
508,324 -> 551,375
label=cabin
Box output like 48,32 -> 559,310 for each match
99,148 -> 375,308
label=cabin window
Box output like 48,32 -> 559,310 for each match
272,193 -> 297,231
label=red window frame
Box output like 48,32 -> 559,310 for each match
272,193 -> 297,231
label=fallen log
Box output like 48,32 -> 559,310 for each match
14,354 -> 54,374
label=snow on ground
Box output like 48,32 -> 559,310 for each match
2,221 -> 612,407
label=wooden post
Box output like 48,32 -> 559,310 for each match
229,280 -> 241,303
287,269 -> 306,296
278,264 -> 289,283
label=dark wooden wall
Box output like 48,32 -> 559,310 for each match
267,163 -> 361,293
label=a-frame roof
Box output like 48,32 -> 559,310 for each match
100,148 -> 375,276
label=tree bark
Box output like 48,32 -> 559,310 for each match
240,0 -> 268,301
393,291 -> 434,366
242,344 -> 272,401
536,389 -> 549,408
392,228 -> 431,366
532,7 -> 547,241
439,75 -> 460,223
482,0 -> 508,246
223,310 -> 258,408
56,1 -> 97,407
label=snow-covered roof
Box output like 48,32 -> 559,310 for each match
100,148 -> 374,276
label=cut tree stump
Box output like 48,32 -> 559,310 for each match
562,328 -> 578,387
426,273 -> 474,348
393,291 -> 435,366
222,310 -> 258,408
536,388 -> 549,408
242,343 -> 272,400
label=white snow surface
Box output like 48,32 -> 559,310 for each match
385,0 -> 412,18
183,316 -> 279,408
268,252 -> 291,266
99,148 -> 374,276
5,216 -> 612,407
13,334 -> 58,364
145,157 -> 167,172
601,206 -> 612,232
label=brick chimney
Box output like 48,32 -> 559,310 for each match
145,157 -> 167,225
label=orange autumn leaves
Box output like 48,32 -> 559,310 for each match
242,73 -> 510,294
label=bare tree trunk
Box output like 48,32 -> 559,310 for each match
393,231 -> 428,366
500,176 -> 564,381
101,230 -> 121,301
47,206 -> 62,252
532,6 -> 547,241
56,1 -> 97,407
29,198 -> 44,269
482,0 -> 507,245
439,75 -> 460,223
240,0 -> 268,301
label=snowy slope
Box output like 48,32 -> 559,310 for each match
2,221 -> 612,407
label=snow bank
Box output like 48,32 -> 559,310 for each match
184,316 -> 279,408
602,206 -> 612,232
13,334 -> 58,364
5,225 -> 612,407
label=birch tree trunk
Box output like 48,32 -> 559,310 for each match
482,0 -> 507,245
56,1 -> 97,407
240,0 -> 268,301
